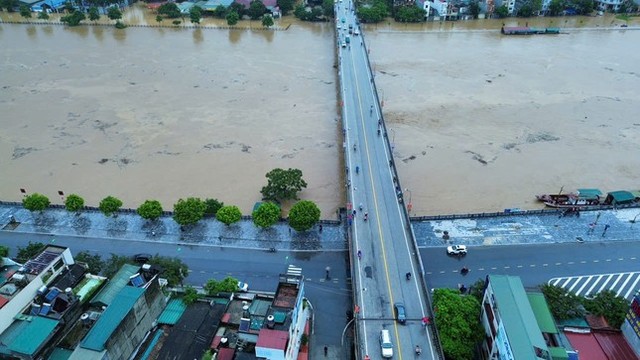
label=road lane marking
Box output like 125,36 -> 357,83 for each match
598,275 -> 614,293
625,276 -> 640,299
550,272 -> 640,301
561,278 -> 572,288
575,276 -> 594,295
610,273 -> 625,292
504,266 -> 510,269
568,277 -> 583,292
568,261 -> 575,265
542,264 -> 548,267
555,262 -> 562,265
617,274 -> 634,297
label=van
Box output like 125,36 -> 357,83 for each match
380,329 -> 393,358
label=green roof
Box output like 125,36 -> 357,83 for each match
90,264 -> 140,307
49,348 -> 73,360
1,316 -> 59,355
157,299 -> 187,325
607,190 -> 636,204
549,347 -> 569,360
81,286 -> 144,351
490,275 -> 548,359
631,190 -> 640,199
576,188 -> 602,200
527,292 -> 558,334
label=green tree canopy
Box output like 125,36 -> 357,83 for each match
322,0 -> 334,17
190,6 -> 202,24
248,0 -> 266,19
495,4 -> 509,17
570,0 -> 594,14
158,2 -> 181,18
152,255 -> 189,286
17,242 -> 46,263
137,200 -> 163,221
394,5 -> 425,22
547,0 -> 565,15
226,10 -> 239,25
261,168 -> 307,202
433,288 -> 484,359
205,276 -> 240,295
23,193 -> 50,212
182,285 -> 200,304
288,200 -> 320,231
88,6 -> 100,21
61,10 -> 86,26
173,197 -> 207,226
262,14 -> 274,27
581,290 -> 629,329
99,196 -> 123,217
156,14 -> 163,23
357,0 -> 388,23
517,3 -> 534,17
107,5 -> 122,21
540,284 -> 586,320
214,4 -> 227,18
65,194 -> 85,213
37,11 -> 49,19
253,202 -> 280,228
216,205 -> 242,226
75,251 -> 104,274
0,0 -> 19,12
468,1 -> 480,18
277,0 -> 294,15
0,245 -> 9,258
19,5 -> 31,18
204,198 -> 224,217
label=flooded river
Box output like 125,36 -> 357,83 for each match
1,9 -> 639,216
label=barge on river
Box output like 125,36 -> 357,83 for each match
536,188 -> 640,208
501,26 -> 561,35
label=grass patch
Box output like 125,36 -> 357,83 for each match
615,14 -> 630,21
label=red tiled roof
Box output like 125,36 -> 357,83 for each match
221,313 -> 231,324
0,296 -> 8,309
217,348 -> 235,360
256,328 -> 288,350
210,335 -> 222,349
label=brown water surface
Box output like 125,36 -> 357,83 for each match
0,20 -> 341,216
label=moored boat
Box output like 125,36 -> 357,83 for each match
536,188 -> 602,208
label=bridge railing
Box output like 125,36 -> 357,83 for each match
359,29 -> 446,360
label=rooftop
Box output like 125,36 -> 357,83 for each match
273,282 -> 299,309
256,328 -> 288,350
80,286 -> 144,352
90,264 -> 139,307
157,298 -> 187,325
0,316 -> 59,357
489,275 -> 548,359
22,246 -> 66,276
527,292 -> 558,334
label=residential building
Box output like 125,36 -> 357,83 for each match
480,275 -> 573,360
619,293 -> 640,356
68,264 -> 166,360
0,246 -> 100,360
596,0 -> 623,11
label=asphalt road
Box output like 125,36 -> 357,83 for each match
0,232 -> 351,346
337,2 -> 437,359
421,240 -> 640,290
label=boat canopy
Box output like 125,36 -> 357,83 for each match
606,190 -> 636,204
631,190 -> 640,200
576,188 -> 602,200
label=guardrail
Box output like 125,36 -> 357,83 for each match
359,27 -> 446,360
0,19 -> 289,31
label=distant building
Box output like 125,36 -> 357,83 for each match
619,294 -> 640,356
480,275 -> 573,360
595,0 -> 623,12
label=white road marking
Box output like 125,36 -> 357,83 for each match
549,272 -> 640,301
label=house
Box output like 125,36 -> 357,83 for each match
0,246 -> 102,360
480,275 -> 574,360
235,0 -> 281,16
195,0 -> 234,12
18,0 -> 66,12
68,265 -> 166,360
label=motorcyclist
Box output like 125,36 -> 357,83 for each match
415,345 -> 422,355
406,272 -> 411,280
363,212 -> 368,221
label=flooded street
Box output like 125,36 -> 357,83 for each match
1,10 -> 639,217
0,18 -> 341,217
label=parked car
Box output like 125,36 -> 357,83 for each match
237,281 -> 249,292
394,303 -> 406,324
379,329 -> 394,358
446,245 -> 467,256
133,253 -> 152,263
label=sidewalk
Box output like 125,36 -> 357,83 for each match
0,204 -> 347,251
413,208 -> 640,247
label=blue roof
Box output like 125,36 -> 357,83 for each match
157,299 -> 187,325
80,286 -> 144,351
90,264 -> 140,307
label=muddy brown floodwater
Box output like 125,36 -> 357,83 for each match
1,11 -> 639,217
367,18 -> 640,215
0,17 -> 342,217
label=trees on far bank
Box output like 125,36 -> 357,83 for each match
61,10 -> 86,26
262,14 -> 274,27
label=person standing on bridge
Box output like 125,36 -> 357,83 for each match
370,105 -> 373,115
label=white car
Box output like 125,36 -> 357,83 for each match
341,41 -> 346,48
337,24 -> 341,30
446,245 -> 467,256
354,29 -> 360,36
237,281 -> 249,292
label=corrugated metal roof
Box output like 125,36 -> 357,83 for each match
256,328 -> 288,350
490,275 -> 548,358
90,264 -> 139,307
527,292 -> 558,334
607,190 -> 636,204
48,347 -> 73,360
548,347 -> 569,360
2,316 -> 59,356
81,286 -> 144,351
158,299 -> 187,325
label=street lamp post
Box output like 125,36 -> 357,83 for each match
405,188 -> 412,214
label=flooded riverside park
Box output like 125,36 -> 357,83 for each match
1,6 -> 639,217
